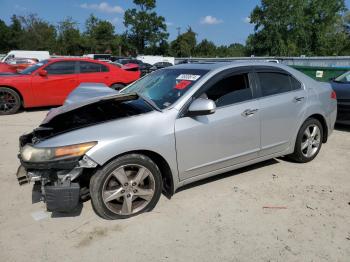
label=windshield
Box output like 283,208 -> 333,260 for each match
334,71 -> 350,83
120,68 -> 209,109
20,60 -> 48,75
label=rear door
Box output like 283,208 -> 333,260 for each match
175,68 -> 261,180
31,61 -> 79,106
78,61 -> 112,86
254,67 -> 307,156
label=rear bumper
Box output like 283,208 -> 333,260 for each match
337,100 -> 350,125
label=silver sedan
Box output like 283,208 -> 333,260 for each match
17,62 -> 337,219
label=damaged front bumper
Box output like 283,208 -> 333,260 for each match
16,154 -> 98,212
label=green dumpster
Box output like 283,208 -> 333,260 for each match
291,65 -> 350,82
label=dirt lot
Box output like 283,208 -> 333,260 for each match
0,109 -> 349,262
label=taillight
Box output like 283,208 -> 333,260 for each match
331,91 -> 337,100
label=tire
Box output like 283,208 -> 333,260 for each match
288,118 -> 323,163
90,154 -> 162,219
0,87 -> 21,115
110,83 -> 125,91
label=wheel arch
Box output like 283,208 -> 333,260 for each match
98,150 -> 175,198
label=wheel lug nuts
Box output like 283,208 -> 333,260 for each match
132,182 -> 136,186
127,194 -> 131,198
121,190 -> 125,193
133,189 -> 137,193
124,183 -> 128,186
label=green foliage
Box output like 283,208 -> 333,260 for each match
18,14 -> 57,52
124,0 -> 168,54
246,0 -> 349,56
1,0 -> 349,57
0,19 -> 11,52
170,27 -> 197,57
83,14 -> 116,53
57,17 -> 83,55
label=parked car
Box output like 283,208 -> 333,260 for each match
1,50 -> 50,63
0,58 -> 140,115
6,58 -> 39,72
0,62 -> 17,73
151,61 -> 173,70
330,71 -> 350,124
117,58 -> 153,76
16,62 -> 337,219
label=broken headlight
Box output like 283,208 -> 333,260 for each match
21,142 -> 97,162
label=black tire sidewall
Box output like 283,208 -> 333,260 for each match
0,87 -> 21,115
293,118 -> 323,163
90,154 -> 162,220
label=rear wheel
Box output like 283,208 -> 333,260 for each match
288,118 -> 323,163
110,83 -> 125,91
0,87 -> 21,115
90,154 -> 162,219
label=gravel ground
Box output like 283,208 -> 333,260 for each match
0,109 -> 349,262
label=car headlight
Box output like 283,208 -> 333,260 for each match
21,142 -> 97,162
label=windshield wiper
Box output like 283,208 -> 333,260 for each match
136,92 -> 162,112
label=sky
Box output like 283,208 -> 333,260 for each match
0,0 -> 350,46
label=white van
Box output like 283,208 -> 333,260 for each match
1,50 -> 50,63
136,55 -> 175,65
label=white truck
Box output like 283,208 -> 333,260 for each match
136,55 -> 175,65
1,50 -> 50,63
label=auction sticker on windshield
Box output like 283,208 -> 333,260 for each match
176,74 -> 201,81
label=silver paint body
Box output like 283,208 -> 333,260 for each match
37,62 -> 337,193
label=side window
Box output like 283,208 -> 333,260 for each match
45,61 -> 76,75
289,76 -> 302,90
205,73 -> 252,107
80,62 -> 109,73
257,72 -> 292,97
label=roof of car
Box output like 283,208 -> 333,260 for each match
47,57 -> 106,63
171,61 -> 288,71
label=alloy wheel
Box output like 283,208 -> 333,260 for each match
102,164 -> 155,215
0,90 -> 17,113
301,124 -> 321,158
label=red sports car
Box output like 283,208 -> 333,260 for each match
0,58 -> 140,114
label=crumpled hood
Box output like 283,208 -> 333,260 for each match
20,90 -> 154,146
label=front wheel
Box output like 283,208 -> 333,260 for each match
90,154 -> 162,219
0,87 -> 21,115
288,118 -> 323,163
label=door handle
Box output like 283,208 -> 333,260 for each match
242,108 -> 258,117
294,96 -> 305,102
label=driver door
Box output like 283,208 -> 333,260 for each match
175,69 -> 261,181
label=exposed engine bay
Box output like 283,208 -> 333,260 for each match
17,87 -> 154,212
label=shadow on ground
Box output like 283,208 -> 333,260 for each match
335,124 -> 350,132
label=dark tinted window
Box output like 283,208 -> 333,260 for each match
45,61 -> 76,75
258,72 -> 293,96
80,61 -> 108,73
289,76 -> 302,90
205,73 -> 252,107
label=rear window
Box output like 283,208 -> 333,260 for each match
80,61 -> 109,73
257,72 -> 300,97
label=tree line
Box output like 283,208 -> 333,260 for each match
0,0 -> 349,57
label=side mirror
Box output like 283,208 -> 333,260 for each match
187,98 -> 216,117
38,70 -> 48,77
